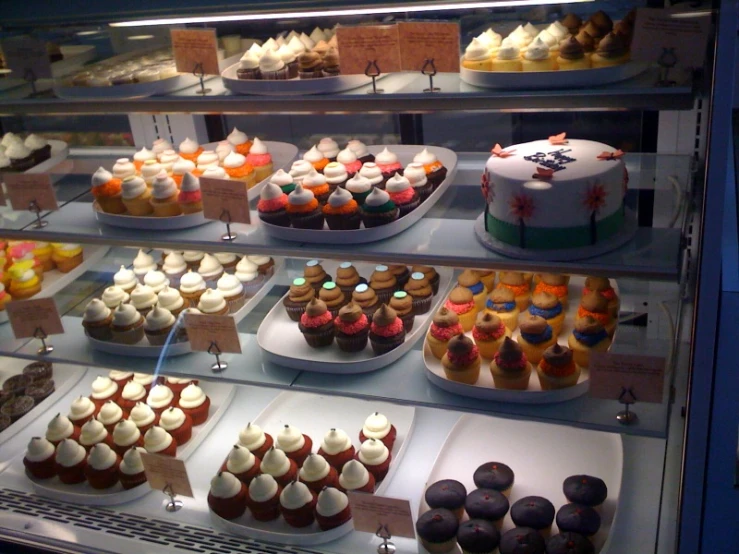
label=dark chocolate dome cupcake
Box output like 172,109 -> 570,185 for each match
562,475 -> 608,507
473,461 -> 515,495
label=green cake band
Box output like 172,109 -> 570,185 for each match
485,207 -> 624,250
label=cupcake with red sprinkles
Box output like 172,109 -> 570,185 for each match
336,147 -> 362,178
299,298 -> 335,348
369,304 -> 406,355
444,286 -> 478,332
286,185 -> 324,229
244,138 -> 274,183
473,311 -> 510,359
258,182 -> 290,227
385,173 -> 420,217
334,302 -> 370,352
178,173 -> 203,214
323,188 -> 361,230
426,307 -> 465,359
374,147 -> 403,183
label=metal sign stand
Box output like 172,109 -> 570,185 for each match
34,326 -> 54,355
616,386 -> 639,425
422,58 -> 440,93
365,60 -> 384,94
208,341 -> 227,373
28,200 -> 48,229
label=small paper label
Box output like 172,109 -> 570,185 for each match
6,298 -> 64,340
630,8 -> 711,68
589,352 -> 666,404
3,173 -> 58,211
347,492 -> 416,539
184,313 -> 242,354
200,176 -> 251,225
336,25 -> 402,76
398,22 -> 460,73
0,36 -> 52,80
140,452 -> 194,498
171,28 -> 220,76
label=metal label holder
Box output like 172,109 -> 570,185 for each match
421,58 -> 440,93
33,326 -> 53,355
219,208 -> 237,241
28,199 -> 48,229
375,524 -> 395,554
208,340 -> 227,373
365,60 -> 384,94
163,482 -> 183,512
193,62 -> 211,95
616,386 -> 639,425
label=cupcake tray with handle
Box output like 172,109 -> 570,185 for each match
92,140 -> 299,231
0,244 -> 110,325
460,60 -> 648,90
423,276 -> 619,404
257,260 -> 454,374
209,390 -> 415,546
24,373 -> 236,506
85,258 -> 283,358
259,144 -> 458,244
418,413 -> 622,554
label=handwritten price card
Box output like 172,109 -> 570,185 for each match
200,176 -> 251,224
348,492 -> 416,538
398,22 -> 460,73
171,29 -> 220,75
3,173 -> 58,211
184,313 -> 242,354
6,298 -> 64,339
140,453 -> 194,497
336,25 -> 402,75
589,352 -> 666,403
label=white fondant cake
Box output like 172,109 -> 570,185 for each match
481,137 -> 627,250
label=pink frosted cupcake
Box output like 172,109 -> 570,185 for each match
178,173 -> 203,214
385,173 -> 420,218
374,147 -> 403,183
245,138 -> 274,183
257,182 -> 290,227
336,147 -> 362,178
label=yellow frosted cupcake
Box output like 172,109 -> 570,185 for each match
462,37 -> 493,71
591,32 -> 630,68
521,37 -> 557,71
557,37 -> 591,70
484,287 -> 520,332
51,243 -> 83,273
492,38 -> 522,72
528,291 -> 565,336
32,241 -> 54,272
568,316 -> 612,368
516,315 -> 557,365
444,286 -> 478,332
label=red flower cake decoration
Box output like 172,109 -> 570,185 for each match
491,143 -> 514,158
597,149 -> 624,160
583,182 -> 608,245
509,193 -> 534,249
480,171 -> 495,202
548,132 -> 567,145
532,167 -> 554,180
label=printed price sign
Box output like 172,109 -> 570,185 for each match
0,36 -> 52,80
398,22 -> 460,73
140,452 -> 194,498
184,313 -> 242,354
589,352 -> 666,404
200,176 -> 251,225
347,492 -> 416,539
171,28 -> 220,75
630,8 -> 711,68
3,173 -> 58,211
336,25 -> 402,75
6,298 -> 64,340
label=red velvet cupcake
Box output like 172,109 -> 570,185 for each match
89,376 -> 120,411
146,384 -> 175,416
260,447 -> 298,488
144,426 -> 177,457
132,373 -> 160,393
338,460 -> 375,494
358,412 -> 397,451
84,443 -> 121,489
79,419 -> 114,452
275,425 -> 313,466
112,419 -> 144,457
107,370 -> 133,389
23,437 -> 56,479
45,414 -> 80,447
246,474 -> 283,522
238,423 -> 274,459
357,438 -> 392,482
128,402 -> 158,435
298,453 -> 340,494
54,439 -> 87,484
318,428 -> 356,471
280,481 -> 318,528
164,377 -> 198,402
118,381 -> 146,412
159,407 -> 193,446
220,445 -> 261,485
96,401 -> 127,434
177,383 -> 211,426
67,396 -> 97,427
118,447 -> 147,489
208,471 -> 248,520
316,487 -> 353,531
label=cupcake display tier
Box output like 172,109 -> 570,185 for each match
92,140 -> 299,230
257,261 -> 454,374
0,245 -> 110,325
460,61 -> 648,90
209,390 -> 415,546
222,64 -> 379,96
418,413 -> 622,554
86,259 -> 283,358
423,276 -> 618,404
25,373 -> 235,506
259,145 -> 458,244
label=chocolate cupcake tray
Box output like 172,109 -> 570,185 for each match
257,260 -> 454,374
259,145 -> 458,244
423,276 -> 619,404
418,413 -> 622,553
209,390 -> 415,546
23,370 -> 235,506
92,140 -> 298,231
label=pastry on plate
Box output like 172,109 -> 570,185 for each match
275,424 -> 313,466
568,316 -> 612,368
238,422 -> 274,459
528,291 -> 565,336
96,401 -> 127,434
208,471 -> 248,520
260,447 -> 298,487
317,137 -> 340,163
221,444 -> 261,485
473,311 -> 510,359
91,167 -> 126,214
113,266 -> 138,294
338,459 -> 375,493
537,343 -> 581,390
227,127 -> 252,155
159,407 -> 193,446
299,453 -> 339,493
415,508 -> 459,554
246,474 -> 282,521
425,479 -> 467,520
318,428 -> 356,471
46,414 -> 80,446
357,437 -> 391,482
522,37 -> 557,71
510,496 -> 556,537
369,304 -> 405,355
177,383 -> 210,425
23,437 -> 56,479
280,481 -> 318,528
84,443 -> 121,489
222,151 -> 256,187
304,145 -> 329,173
427,307 -> 464,360
562,474 -> 608,508
444,286 -> 477,332
462,37 -> 493,71
413,148 -> 447,190
54,439 -> 87,484
316,487 -> 352,531
144,306 -> 176,346
258,182 -> 290,227
442,334 -> 481,385
82,299 -> 113,341
516,315 -> 557,365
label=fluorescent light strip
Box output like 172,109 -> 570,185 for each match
110,0 -> 592,27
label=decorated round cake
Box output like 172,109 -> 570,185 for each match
481,134 -> 628,250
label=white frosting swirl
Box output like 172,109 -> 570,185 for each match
302,168 -> 327,189
276,425 -> 305,453
144,426 -> 174,453
133,373 -> 155,386
113,158 -> 136,179
197,289 -> 227,313
46,414 -> 75,442
261,448 -> 291,477
163,252 -> 187,275
4,142 -> 31,160
324,162 -> 348,184
299,453 -> 330,482
547,21 -> 569,40
198,254 -> 223,277
152,171 -> 178,199
69,396 -> 95,420
226,445 -> 256,474
24,133 -> 48,150
97,401 -> 124,425
146,385 -> 174,409
327,187 -> 353,208
525,37 -> 550,61
141,160 -> 163,184
289,159 -> 314,181
144,306 -> 175,331
288,36 -> 306,55
158,286 -> 184,312
55,439 -> 86,467
114,266 -> 137,291
359,163 -> 383,185
121,176 -> 147,199
364,187 -> 391,207
215,142 -> 233,163
91,376 -> 118,400
227,128 -> 248,146
413,148 -> 438,165
143,270 -> 169,293
497,37 -> 520,60
178,383 -> 207,409
269,169 -> 294,187
129,402 -> 156,428
91,167 -> 114,188
238,423 -> 267,451
88,443 -> 118,470
362,412 -> 391,439
250,137 -> 268,155
112,303 -> 142,328
80,419 -> 108,446
239,51 -> 260,70
158,149 -> 179,171
358,438 -> 390,465
288,184 -> 315,206
179,137 -> 200,155
133,250 -> 156,273
403,163 -> 428,188
172,157 -> 196,175
134,147 -> 156,163
109,370 -> 133,382
159,407 -> 186,430
339,460 -> 370,490
259,49 -> 285,72
83,299 -> 111,323
180,270 -> 206,294
249,474 -> 278,502
317,488 -> 349,517
386,173 -> 411,193
320,428 -> 352,456
113,419 -> 141,446
223,150 -> 246,169
318,137 -> 340,158
130,285 -> 158,311
346,174 -> 372,193
196,150 -> 219,168
202,166 -> 229,180
280,481 -> 313,510
465,37 -> 490,61
336,147 -> 358,166
152,138 -> 172,155
210,471 -> 242,499
303,145 -> 325,163
26,437 -> 55,462
535,30 -> 557,49
217,273 -> 244,298
119,446 -> 145,475
260,182 -> 284,201
347,140 -> 370,158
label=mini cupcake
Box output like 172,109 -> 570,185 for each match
403,162 -> 433,202
369,304 -> 405,355
577,292 -> 616,336
510,496 -> 556,537
318,428 -> 356,471
283,278 -> 315,322
458,519 -> 502,554
374,148 -> 403,183
425,479 -> 468,520
129,284 -> 158,317
24,134 -> 51,164
117,447 -> 147,489
275,424 -> 313,466
197,254 -> 224,286
473,312 -> 510,359
534,273 -> 570,307
416,509 -> 459,554
465,489 -> 510,529
335,262 -> 366,297
556,504 -> 601,537
146,384 -> 174,415
178,383 -> 211,425
91,167 -> 126,214
413,148 -> 447,189
557,36 -> 591,70
316,488 -> 352,531
358,162 -> 384,189
276,45 -> 299,79
444,286 -> 478,332
257,182 -> 290,227
118,381 -> 146,412
497,272 -> 531,311
245,137 -> 274,182
171,158 -> 196,187
144,426 -> 177,457
345,174 -> 373,206
235,50 -> 260,80
323,187 -> 361,230
491,337 -> 533,391
280,481 -> 317,528
150,172 -> 183,217
546,533 -> 595,554
336,147 -> 362,177
79,419 -> 113,451
385,173 -> 419,217
299,453 -> 339,493
334,302 -> 370,352
128,402 -> 157,435
368,265 -> 397,305
162,252 -> 188,287
209,471 -> 248,520
248,255 -> 274,275
458,269 -> 488,312
178,172 -> 203,214
583,276 -> 619,318
46,414 -> 80,446
463,37 -> 493,70
522,37 -> 556,71
358,438 -> 392,483
260,447 -> 298,487
142,306 -> 175,346
591,32 -> 630,68
24,437 -> 57,479
485,288 -> 520,332
322,47 -> 340,76
114,265 -> 138,294
121,176 -> 153,216
352,284 -> 380,319
537,344 -> 581,390
299,298 -> 335,348
158,287 -> 188,319
222,151 -> 256,187
221,445 -> 261,485
178,138 -> 203,162
82,299 -> 113,341
90,375 -> 120,410
442,334 -> 481,385
412,265 -> 440,296
359,411 -> 396,450
528,291 -> 565,336
317,137 -> 340,163
562,474 -> 608,509
269,169 -> 297,196
179,270 -> 207,305
85,443 -> 121,489
568,316 -> 612,368
338,459 -> 375,493
238,422 -> 274,459
196,150 -> 219,172
112,158 -> 136,180
247,474 -> 282,521
54,439 -> 88,484
427,307 -> 464,360
347,139 -> 375,164
303,259 -> 332,291
298,51 -> 323,79
302,168 -> 331,204
287,184 -> 324,229
517,315 -> 557,365
227,127 -> 252,155
143,270 -> 169,295
158,149 -> 179,173
389,291 -> 415,332
289,159 -> 314,184
303,145 -> 329,173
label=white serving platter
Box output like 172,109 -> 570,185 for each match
27,378 -> 236,506
460,61 -> 648,90
222,63 -> 380,96
24,140 -> 69,174
260,145 -> 458,244
418,413 -> 623,554
258,261 -> 454,373
423,276 -> 619,404
92,140 -> 298,231
0,244 -> 109,325
54,73 -> 207,100
210,390 -> 416,546
86,259 -> 283,358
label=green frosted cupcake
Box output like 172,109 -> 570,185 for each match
269,169 -> 297,195
360,188 -> 399,228
345,174 -> 373,206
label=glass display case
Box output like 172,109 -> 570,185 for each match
0,1 -> 731,553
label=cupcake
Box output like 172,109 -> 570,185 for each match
208,471 -> 248,520
298,51 -> 323,78
24,437 -> 57,479
359,411 -> 396,450
347,140 -> 375,164
222,151 -> 256,187
560,12 -> 582,34
403,162 -> 433,202
118,381 -> 146,412
265,170 -> 294,198
500,527 -> 546,554
280,481 -> 317,528
317,137 -> 340,163
444,286 -> 478,332
412,265 -> 440,295
158,286 -> 188,318
245,137 -> 274,182
319,282 -> 346,318
389,291 -> 415,332
54,439 -> 88,484
465,489 -> 510,529
491,337 -> 533,391
115,446 -> 145,491
113,265 -> 137,294
133,250 -> 157,283
473,461 -> 514,496
546,533 -> 595,554
369,304 -> 406,355
425,479 -> 467,519
257,182 -> 290,227
299,298 -> 335,348
276,45 -> 299,79
303,259 -> 331,291
1,396 -> 33,422
528,291 -> 565,336
534,273 -> 570,307
316,488 -> 352,531
463,37 -> 493,70
336,147 -> 362,177
162,253 -> 188,287
345,174 -> 373,206
537,344 -> 581,390
416,509 -> 459,554
562,474 -> 608,508
385,173 -> 419,217
171,158 -> 196,187
283,278 -> 315,322
485,288 -> 520,332
517,315 -> 556,365
302,168 -> 331,204
158,149 -> 179,172
299,453 -> 339,493
557,36 -> 590,70
177,383 -> 211,425
238,422 -> 274,459
107,370 -> 133,388
368,265 -> 397,305
79,418 -> 112,451
179,270 -> 207,305
24,134 -> 51,164
427,307 -> 464,360
304,145 -> 329,173
577,292 -> 616,336
510,496 -> 555,537
473,312 -> 510,359
334,302 -> 370,352
556,503 -> 601,537
413,148 -> 448,188
442,334 -> 481,385
575,30 -> 597,57
196,150 -> 219,172
85,443 -> 121,489
144,306 -> 176,346
248,254 -> 274,275
246,474 -> 282,521
198,254 -> 225,286
121,176 -> 153,216
335,262 -> 366,297
227,127 -> 252,155
96,401 -> 126,434
216,274 -> 246,313
322,47 -> 340,76
591,32 -> 630,68
82,299 -> 113,341
260,446 -> 298,487
374,148 -> 403,183
221,445 -> 261,485
287,185 -> 324,229
497,272 -> 531,311
583,276 -> 619,317
68,396 -> 97,427
338,459 -> 375,493
458,269 -> 488,312
568,316 -> 612,368
91,167 -> 126,214
46,414 -> 80,446
129,284 -> 158,316
128,402 -> 157,435
149,171 -> 183,216
358,163 -> 384,189
144,426 -> 177,457
90,375 -> 120,410
318,428 -> 356,471
289,159 -> 313,184
178,138 -> 203,163
352,284 -> 380,319
112,158 -> 136,180
275,424 -> 313,466
178,173 -> 203,214
323,187 -> 361,230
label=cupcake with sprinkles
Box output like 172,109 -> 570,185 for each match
536,343 -> 581,390
227,128 -> 252,155
269,169 -> 297,195
473,311 -> 510,359
374,147 -> 403,184
528,291 -> 565,336
485,288 -> 520,332
534,273 -> 570,307
403,162 -> 433,202
257,182 -> 290,227
303,145 -> 329,173
567,316 -> 612,368
577,291 -> 616,336
426,307 -> 464,360
302,168 -> 331,204
299,298 -> 335,348
444,286 -> 478,332
369,304 -> 406,355
286,185 -> 324,229
345,174 -> 373,206
385,173 -> 420,217
336,147 -> 362,178
323,187 -> 361,230
245,138 -> 274,183
360,188 -> 399,228
178,173 -> 203,214
334,302 -> 371,352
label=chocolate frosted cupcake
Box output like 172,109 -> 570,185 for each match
404,272 -> 434,315
500,527 -> 546,554
298,51 -> 323,78
335,262 -> 366,297
352,284 -> 379,319
556,503 -> 601,537
591,32 -> 630,68
562,474 -> 608,508
298,298 -> 335,348
557,36 -> 590,70
457,519 -> 501,554
491,337 -> 532,391
510,496 -> 555,536
283,278 -> 315,322
369,265 -> 397,305
546,533 -> 595,554
26,379 -> 55,405
389,291 -> 415,332
23,361 -> 53,382
425,479 -> 467,519
560,13 -> 583,35
360,188 -> 399,228
1,395 -> 34,422
416,509 -> 459,554
303,260 -> 332,292
319,282 -> 346,318
334,302 -> 370,352
322,47 -> 340,76
465,488 -> 510,528
574,30 -> 596,55
369,304 -> 406,355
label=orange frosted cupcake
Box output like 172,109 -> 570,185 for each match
496,272 -> 531,311
303,145 -> 329,172
227,127 -> 252,155
533,273 -> 569,307
171,158 -> 196,187
91,167 -> 126,214
178,137 -> 203,162
577,291 -> 616,336
583,276 -> 619,318
222,151 -> 256,188
302,168 -> 331,204
323,188 -> 360,230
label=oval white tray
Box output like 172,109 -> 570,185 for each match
423,276 -> 619,404
209,390 -> 415,546
260,144 -> 458,244
460,61 -> 648,90
54,73 -> 206,100
27,378 -> 236,506
92,141 -> 298,230
258,261 -> 454,373
222,63 -> 379,96
86,259 -> 283,358
419,413 -> 622,554
0,244 -> 109,325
